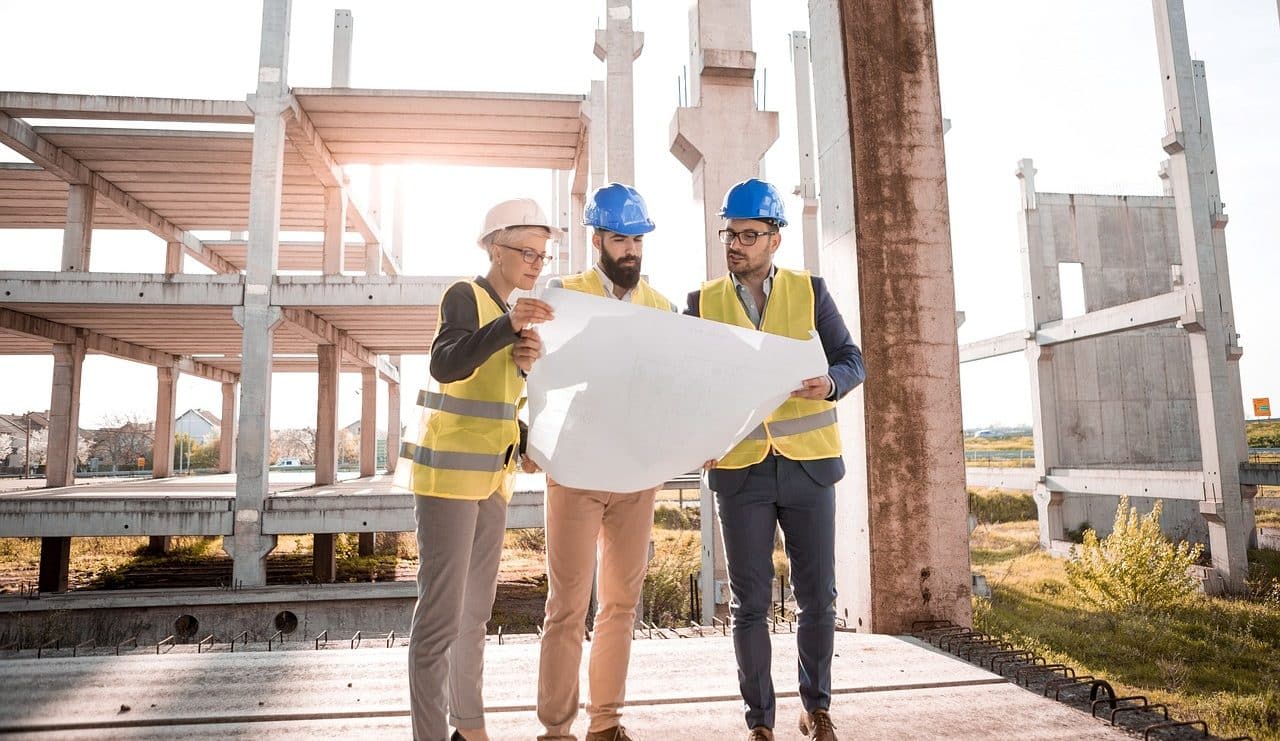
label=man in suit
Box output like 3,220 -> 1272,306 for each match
685,179 -> 864,741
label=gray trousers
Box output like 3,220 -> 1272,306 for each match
409,492 -> 508,741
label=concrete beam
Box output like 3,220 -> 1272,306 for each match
1035,289 -> 1190,346
283,98 -> 344,189
0,92 -> 252,123
1044,468 -> 1205,500
964,466 -> 1036,491
278,307 -> 397,382
958,330 -> 1028,363
0,306 -> 238,385
0,272 -> 244,305
0,112 -> 239,275
271,276 -> 455,307
1241,463 -> 1280,488
261,490 -> 545,533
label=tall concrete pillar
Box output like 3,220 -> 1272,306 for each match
555,170 -> 572,271
1153,0 -> 1248,591
1016,160 -> 1066,546
390,174 -> 404,272
386,363 -> 401,475
575,80 -> 607,274
593,0 -> 643,184
670,0 -> 779,280
808,0 -> 971,633
322,186 -> 347,275
164,241 -> 183,274
46,337 -> 86,488
365,168 -> 382,275
228,0 -> 290,588
153,365 -> 178,478
315,344 -> 339,486
314,533 -> 337,583
219,381 -> 238,472
359,367 -> 377,477
331,9 -> 353,87
61,184 -> 94,272
790,31 -> 821,274
38,536 -> 71,593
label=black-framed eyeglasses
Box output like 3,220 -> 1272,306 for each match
497,244 -> 553,267
718,229 -> 777,247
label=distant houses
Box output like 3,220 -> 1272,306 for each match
175,409 -> 221,442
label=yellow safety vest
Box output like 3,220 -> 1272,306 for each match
399,280 -> 523,500
560,268 -> 673,311
700,268 -> 841,468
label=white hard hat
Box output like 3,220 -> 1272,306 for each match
476,198 -> 564,247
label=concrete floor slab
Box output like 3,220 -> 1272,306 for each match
0,632 -> 1129,739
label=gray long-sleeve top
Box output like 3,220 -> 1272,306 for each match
429,276 -> 521,383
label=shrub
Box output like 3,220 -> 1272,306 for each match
653,505 -> 700,531
508,528 -> 546,553
641,533 -> 700,627
1064,497 -> 1203,612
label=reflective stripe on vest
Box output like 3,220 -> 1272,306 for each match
700,268 -> 842,468
395,279 -> 523,501
417,390 -> 517,421
560,268 -> 673,311
743,407 -> 838,441
400,442 -> 508,473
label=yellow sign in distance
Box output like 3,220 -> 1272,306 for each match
1254,397 -> 1271,417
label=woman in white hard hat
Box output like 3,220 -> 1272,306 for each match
399,198 -> 559,741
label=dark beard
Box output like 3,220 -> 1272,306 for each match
600,249 -> 641,290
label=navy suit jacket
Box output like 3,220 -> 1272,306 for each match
685,273 -> 865,496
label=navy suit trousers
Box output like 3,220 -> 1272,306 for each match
715,452 -> 837,731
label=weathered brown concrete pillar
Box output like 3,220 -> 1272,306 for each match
38,536 -> 71,593
45,338 -> 86,489
314,533 -> 337,583
809,0 -> 971,633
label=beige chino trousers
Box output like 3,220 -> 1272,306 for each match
537,480 -> 658,739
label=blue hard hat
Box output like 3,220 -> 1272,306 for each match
583,183 -> 655,235
719,178 -> 788,227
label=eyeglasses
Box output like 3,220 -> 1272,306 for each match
718,229 -> 777,247
497,244 -> 553,267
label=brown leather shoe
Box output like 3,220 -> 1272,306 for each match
585,726 -> 635,741
747,727 -> 774,741
799,709 -> 837,740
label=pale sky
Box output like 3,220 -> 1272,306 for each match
0,1 -> 1276,433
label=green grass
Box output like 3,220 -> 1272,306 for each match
973,521 -> 1280,740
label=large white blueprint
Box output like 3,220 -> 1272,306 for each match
525,287 -> 827,492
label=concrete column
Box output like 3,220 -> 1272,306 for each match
1153,0 -> 1248,591
790,31 -> 821,274
1016,159 -> 1065,546
38,536 -> 71,593
809,0 -> 971,633
219,381 -> 238,472
164,241 -> 183,274
322,186 -> 347,275
315,344 -> 339,486
359,367 -> 377,477
61,184 -> 94,272
670,0 -> 779,279
593,0 -> 643,184
576,80 -> 607,274
228,0 -> 290,588
390,174 -> 404,272
153,365 -> 178,478
1194,60 -> 1253,543
386,361 -> 401,474
314,533 -> 337,582
45,338 -> 86,489
365,167 -> 382,275
698,475 -> 728,624
555,170 -> 572,271
331,9 -> 352,87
